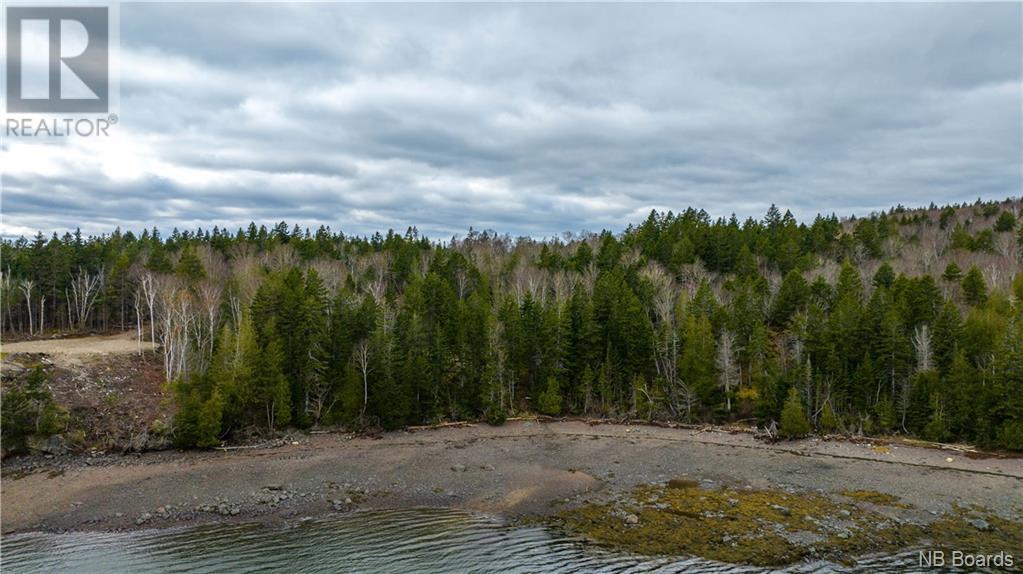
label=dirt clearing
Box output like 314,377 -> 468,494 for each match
2,332 -> 156,368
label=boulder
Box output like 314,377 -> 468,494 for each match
27,434 -> 68,456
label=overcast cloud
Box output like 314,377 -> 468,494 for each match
2,2 -> 1020,240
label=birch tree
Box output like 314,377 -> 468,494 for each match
716,330 -> 738,412
68,267 -> 104,331
19,279 -> 34,335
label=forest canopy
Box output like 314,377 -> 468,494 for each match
2,198 -> 1022,450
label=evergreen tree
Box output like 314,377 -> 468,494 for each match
537,376 -> 563,416
941,262 -> 962,283
769,270 -> 808,328
174,246 -> 206,281
779,387 -> 812,438
961,266 -> 988,306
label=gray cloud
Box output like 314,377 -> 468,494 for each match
2,2 -> 1020,240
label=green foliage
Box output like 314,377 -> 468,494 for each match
941,262 -> 962,283
994,211 -> 1017,232
779,387 -> 812,438
875,395 -> 897,433
769,270 -> 808,328
819,401 -> 840,433
196,391 -> 225,447
3,201 -> 1021,451
537,376 -> 563,416
174,246 -> 206,281
997,422 -> 1023,451
485,405 -> 508,426
961,266 -> 988,306
923,394 -> 950,442
1,366 -> 67,453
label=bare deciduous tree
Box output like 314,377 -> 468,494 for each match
353,339 -> 372,422
19,279 -> 34,335
68,267 -> 104,331
716,330 -> 738,412
912,325 -> 933,373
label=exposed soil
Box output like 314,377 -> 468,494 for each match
1,332 -> 156,367
1,333 -> 170,454
2,421 -> 1020,538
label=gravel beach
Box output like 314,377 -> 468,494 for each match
2,420 -> 1021,534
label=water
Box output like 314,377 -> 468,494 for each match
1,508 -> 928,573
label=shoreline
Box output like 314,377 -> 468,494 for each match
2,420 -> 1021,537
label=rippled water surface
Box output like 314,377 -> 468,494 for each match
2,508 -> 928,573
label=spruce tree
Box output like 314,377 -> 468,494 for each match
961,266 -> 988,306
537,376 -> 563,416
941,262 -> 962,283
769,270 -> 808,328
779,387 -> 812,438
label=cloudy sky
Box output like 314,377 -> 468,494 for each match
2,2 -> 1021,240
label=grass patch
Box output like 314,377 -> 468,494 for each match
666,478 -> 699,490
839,489 -> 913,509
926,505 -> 1023,556
553,482 -> 1021,567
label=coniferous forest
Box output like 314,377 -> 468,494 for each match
2,199 -> 1022,451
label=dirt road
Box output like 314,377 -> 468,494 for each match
2,332 -> 156,368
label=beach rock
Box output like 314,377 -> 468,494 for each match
451,464 -> 466,472
624,513 -> 639,525
969,518 -> 990,531
27,435 -> 68,456
1,361 -> 26,377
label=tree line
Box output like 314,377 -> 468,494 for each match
2,198 -> 1022,450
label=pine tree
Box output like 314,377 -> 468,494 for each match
961,266 -> 988,306
941,262 -> 962,283
537,376 -> 563,416
242,325 -> 291,432
196,390 -> 224,447
932,301 -> 962,375
875,394 -> 896,432
819,401 -> 841,433
769,270 -> 808,328
680,314 -> 716,410
923,393 -> 950,442
779,387 -> 812,438
174,246 -> 206,281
